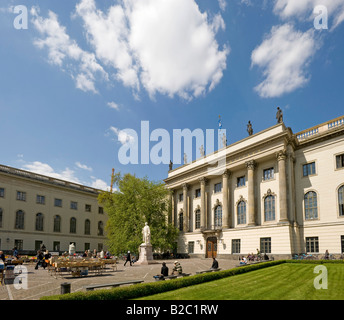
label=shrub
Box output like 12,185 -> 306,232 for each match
41,260 -> 285,300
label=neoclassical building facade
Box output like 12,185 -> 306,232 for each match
0,165 -> 107,255
165,115 -> 344,259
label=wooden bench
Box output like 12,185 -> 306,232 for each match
84,280 -> 144,291
196,268 -> 221,274
176,273 -> 191,278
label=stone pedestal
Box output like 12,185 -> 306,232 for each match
136,243 -> 155,265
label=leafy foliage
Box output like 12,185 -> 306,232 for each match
98,173 -> 178,256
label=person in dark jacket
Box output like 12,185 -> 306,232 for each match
35,250 -> 44,270
124,251 -> 132,266
211,257 -> 219,269
161,262 -> 169,276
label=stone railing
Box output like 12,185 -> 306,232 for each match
0,164 -> 101,194
296,116 -> 344,141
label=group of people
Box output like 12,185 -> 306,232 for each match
81,249 -> 111,259
156,257 -> 219,279
35,250 -> 51,269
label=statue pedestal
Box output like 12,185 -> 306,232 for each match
136,243 -> 156,265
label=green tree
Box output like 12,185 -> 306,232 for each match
98,173 -> 178,256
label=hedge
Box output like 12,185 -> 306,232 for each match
41,259 -> 344,300
41,260 -> 285,300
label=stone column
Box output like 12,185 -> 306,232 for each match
276,150 -> 288,223
246,160 -> 256,226
222,170 -> 231,229
170,190 -> 175,227
182,183 -> 188,231
199,177 -> 207,230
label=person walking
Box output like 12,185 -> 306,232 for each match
124,251 -> 132,266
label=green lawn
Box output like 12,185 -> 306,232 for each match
137,263 -> 344,300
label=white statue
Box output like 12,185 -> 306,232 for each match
69,243 -> 75,255
142,222 -> 151,245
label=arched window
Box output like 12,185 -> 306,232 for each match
15,210 -> 24,229
264,195 -> 275,221
179,212 -> 183,231
195,209 -> 201,229
85,219 -> 91,235
54,215 -> 61,232
338,185 -> 344,216
214,205 -> 222,228
237,201 -> 246,225
35,213 -> 44,231
304,191 -> 318,220
70,217 -> 77,233
98,221 -> 104,236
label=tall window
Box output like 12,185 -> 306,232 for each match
264,195 -> 275,221
214,205 -> 222,228
303,162 -> 316,176
85,219 -> 91,235
232,239 -> 241,254
54,215 -> 61,232
15,210 -> 24,229
341,236 -> 344,253
0,208 -> 2,228
339,185 -> 344,216
237,176 -> 245,187
179,212 -> 183,231
98,221 -> 104,236
214,183 -> 222,193
304,191 -> 318,220
263,168 -> 274,180
306,237 -> 319,253
195,209 -> 201,229
70,217 -> 77,233
0,188 -> 4,198
260,237 -> 271,253
237,201 -> 246,225
336,154 -> 344,169
195,189 -> 201,198
35,213 -> 44,231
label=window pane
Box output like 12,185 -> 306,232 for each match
305,191 -> 318,220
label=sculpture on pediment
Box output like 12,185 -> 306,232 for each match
276,107 -> 283,123
247,121 -> 253,136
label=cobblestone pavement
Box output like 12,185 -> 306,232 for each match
0,258 -> 240,300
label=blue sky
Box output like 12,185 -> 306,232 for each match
0,0 -> 343,189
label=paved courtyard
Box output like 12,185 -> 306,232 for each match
0,258 -> 240,300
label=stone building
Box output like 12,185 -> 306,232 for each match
165,115 -> 344,259
0,164 -> 107,255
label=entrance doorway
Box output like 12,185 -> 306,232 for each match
206,237 -> 217,258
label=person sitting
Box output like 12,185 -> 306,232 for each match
172,261 -> 182,275
210,257 -> 219,269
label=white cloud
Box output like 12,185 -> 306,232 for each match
74,0 -> 229,100
107,101 -> 120,110
31,7 -> 108,94
218,0 -> 227,11
21,161 -> 108,190
75,161 -> 93,171
251,24 -> 317,98
109,126 -> 136,145
273,0 -> 344,30
22,161 -> 81,184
